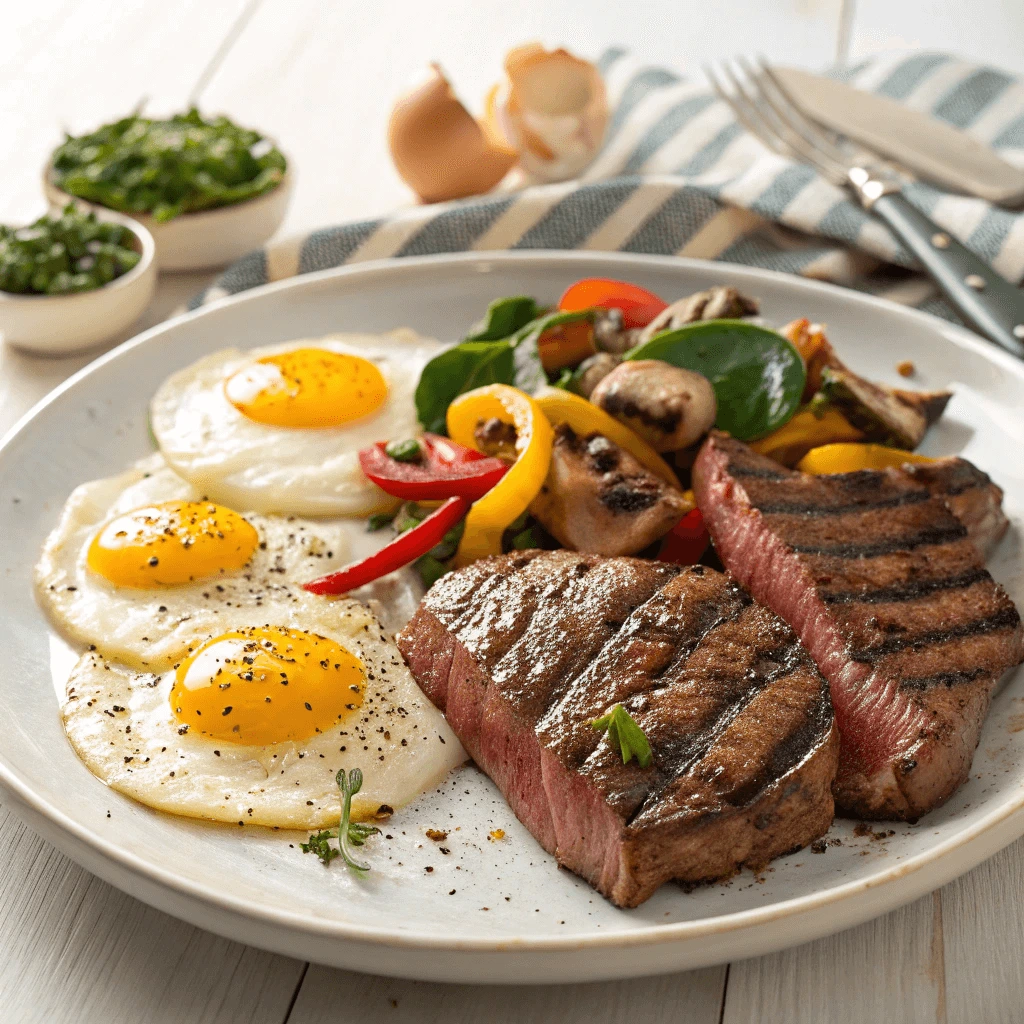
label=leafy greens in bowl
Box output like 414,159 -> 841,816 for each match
50,108 -> 286,223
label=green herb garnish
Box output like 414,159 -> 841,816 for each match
300,768 -> 380,873
51,108 -> 286,222
366,508 -> 399,532
391,502 -> 465,587
384,438 -> 423,463
590,704 -> 653,768
0,205 -> 139,295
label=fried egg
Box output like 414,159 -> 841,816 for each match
61,605 -> 466,828
36,455 -> 353,671
149,331 -> 443,517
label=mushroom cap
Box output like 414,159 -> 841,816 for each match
590,359 -> 717,452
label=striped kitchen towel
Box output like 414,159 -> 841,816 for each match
190,50 -> 1024,322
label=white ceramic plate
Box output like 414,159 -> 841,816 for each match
2,252 -> 1023,985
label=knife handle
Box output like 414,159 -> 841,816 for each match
870,193 -> 1024,359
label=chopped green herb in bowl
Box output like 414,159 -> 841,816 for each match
0,205 -> 140,296
50,108 -> 287,223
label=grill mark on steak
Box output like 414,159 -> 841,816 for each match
757,491 -> 932,517
715,677 -> 833,808
727,464 -> 789,480
848,606 -> 1021,663
645,586 -> 752,688
630,640 -> 815,822
902,458 -> 1009,557
821,567 -> 992,605
789,524 -> 967,558
398,553 -> 839,907
693,432 -> 1024,822
899,667 -> 990,690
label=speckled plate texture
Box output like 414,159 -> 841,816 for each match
1,252 -> 1023,983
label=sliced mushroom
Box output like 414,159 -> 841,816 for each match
819,368 -> 931,449
571,352 -> 621,398
530,424 -> 690,556
892,387 -> 953,427
592,307 -> 641,355
637,286 -> 760,343
589,359 -> 717,452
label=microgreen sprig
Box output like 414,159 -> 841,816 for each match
300,768 -> 380,874
589,704 -> 653,768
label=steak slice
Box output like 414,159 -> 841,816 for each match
397,551 -> 838,907
693,432 -> 1024,821
900,457 -> 1009,557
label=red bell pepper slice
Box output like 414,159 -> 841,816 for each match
657,508 -> 710,566
359,434 -> 508,502
557,278 -> 668,330
304,496 -> 468,595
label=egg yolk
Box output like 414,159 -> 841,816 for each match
170,626 -> 365,745
87,501 -> 259,588
223,348 -> 388,428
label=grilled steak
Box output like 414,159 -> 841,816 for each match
693,432 -> 1024,821
397,550 -> 838,907
901,457 -> 1008,557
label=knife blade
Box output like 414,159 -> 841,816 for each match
772,66 -> 1024,207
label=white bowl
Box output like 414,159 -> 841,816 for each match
44,165 -> 292,272
0,209 -> 156,356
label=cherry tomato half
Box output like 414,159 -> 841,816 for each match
557,278 -> 668,330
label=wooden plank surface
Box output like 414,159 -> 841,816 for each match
290,963 -> 727,1024
0,803 -> 305,1023
723,892 -> 946,1023
942,836 -> 1024,1024
850,0 -> 1024,78
199,0 -> 846,232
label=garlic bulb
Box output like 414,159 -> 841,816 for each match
486,43 -> 608,182
388,64 -> 517,204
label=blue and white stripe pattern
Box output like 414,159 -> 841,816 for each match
191,50 -> 1024,323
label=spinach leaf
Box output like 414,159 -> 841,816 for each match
627,319 -> 805,440
415,340 -> 516,433
414,305 -> 596,433
465,296 -> 542,341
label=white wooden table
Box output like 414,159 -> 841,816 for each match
3,2 -> 1024,1020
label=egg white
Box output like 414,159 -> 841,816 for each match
149,331 -> 443,517
61,602 -> 466,829
35,454 -> 354,671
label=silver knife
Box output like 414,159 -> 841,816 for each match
772,66 -> 1024,207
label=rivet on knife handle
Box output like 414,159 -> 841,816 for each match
867,192 -> 1024,359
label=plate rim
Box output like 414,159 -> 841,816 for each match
4,247 -> 1024,957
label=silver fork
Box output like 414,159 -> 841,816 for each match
707,56 -> 1024,359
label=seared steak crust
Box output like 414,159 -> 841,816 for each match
693,432 -> 1024,821
397,551 -> 838,907
901,457 -> 1009,557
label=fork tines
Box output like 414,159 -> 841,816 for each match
705,56 -> 854,184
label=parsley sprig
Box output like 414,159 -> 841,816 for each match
300,768 -> 380,874
590,704 -> 653,768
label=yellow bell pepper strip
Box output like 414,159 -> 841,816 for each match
750,408 -> 865,467
533,387 -> 681,489
446,384 -> 553,566
797,442 -> 937,475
